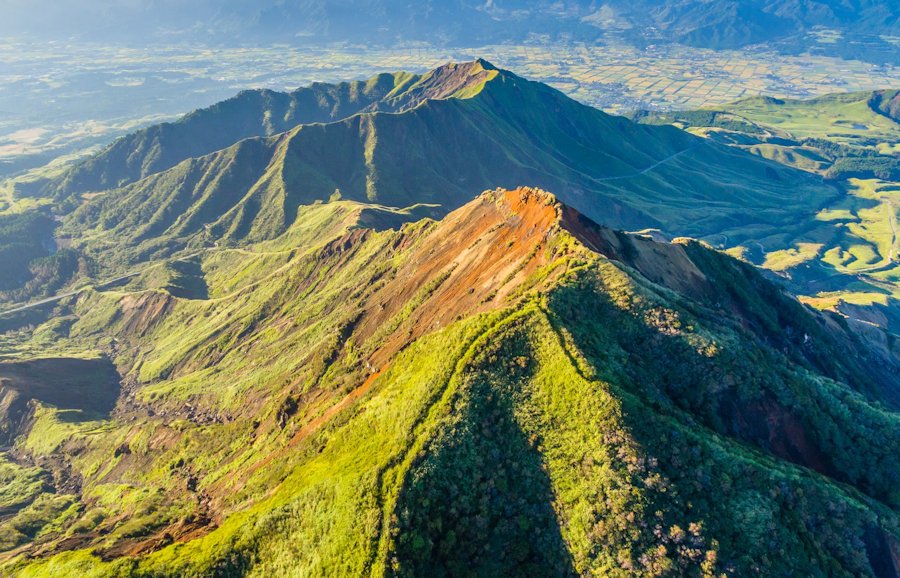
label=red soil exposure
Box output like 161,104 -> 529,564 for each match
288,365 -> 385,448
92,515 -> 215,560
725,394 -> 832,476
357,187 -> 564,367
351,186 -> 712,368
319,227 -> 371,259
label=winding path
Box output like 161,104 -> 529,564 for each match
0,274 -> 137,317
592,143 -> 700,183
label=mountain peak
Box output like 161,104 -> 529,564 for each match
473,57 -> 498,70
401,59 -> 501,103
434,58 -> 498,73
484,186 -> 561,227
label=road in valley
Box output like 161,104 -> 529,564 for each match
0,251 -> 206,317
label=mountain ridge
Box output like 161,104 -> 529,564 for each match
43,60 -> 499,199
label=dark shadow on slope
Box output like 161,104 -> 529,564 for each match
388,331 -> 576,577
0,303 -> 55,334
864,524 -> 900,578
562,207 -> 899,407
356,204 -> 445,232
544,274 -> 900,576
677,241 -> 900,407
0,357 -> 121,418
164,258 -> 210,300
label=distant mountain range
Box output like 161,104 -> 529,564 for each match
5,0 -> 899,62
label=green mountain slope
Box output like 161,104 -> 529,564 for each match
43,60 -> 833,275
871,90 -> 900,123
0,188 -> 897,576
43,62 -> 500,199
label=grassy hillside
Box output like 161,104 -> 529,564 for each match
723,92 -> 900,152
0,188 -> 897,576
30,62 -> 500,200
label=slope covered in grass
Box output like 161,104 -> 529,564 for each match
0,188 -> 897,577
721,92 -> 900,150
40,62 -> 499,199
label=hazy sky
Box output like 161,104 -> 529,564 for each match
0,1 -> 271,40
2,0 -> 897,57
0,1 -> 494,44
